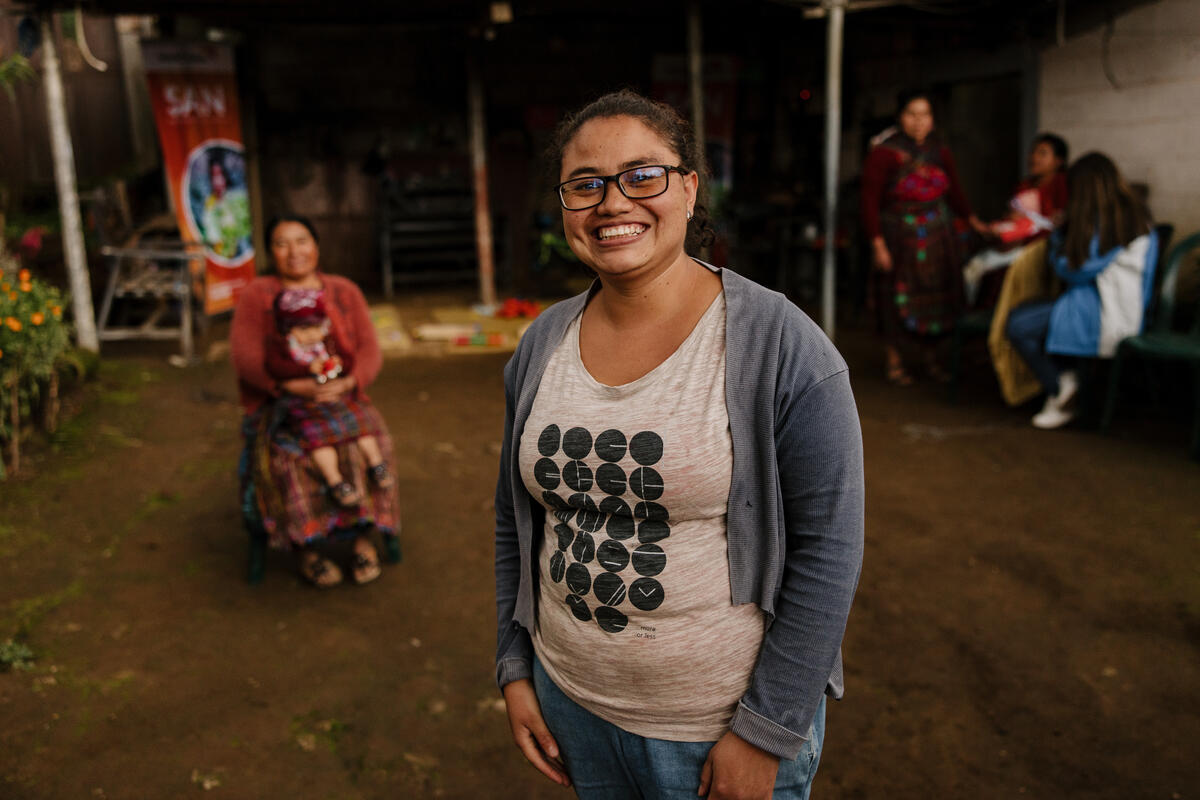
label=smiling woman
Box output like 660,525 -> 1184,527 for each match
493,90 -> 865,800
231,215 -> 400,589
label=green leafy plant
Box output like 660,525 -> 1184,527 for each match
0,52 -> 34,103
0,247 -> 73,476
0,638 -> 35,671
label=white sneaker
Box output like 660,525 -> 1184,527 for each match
1032,403 -> 1077,429
1055,370 -> 1079,408
1031,371 -> 1080,429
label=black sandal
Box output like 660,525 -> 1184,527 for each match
300,553 -> 343,589
351,542 -> 381,585
329,480 -> 362,508
366,463 -> 393,489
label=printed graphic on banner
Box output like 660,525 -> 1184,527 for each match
142,42 -> 255,314
183,140 -> 253,265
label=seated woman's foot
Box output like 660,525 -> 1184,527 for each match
925,359 -> 951,384
328,480 -> 362,509
299,552 -> 343,589
351,539 -> 382,585
886,362 -> 914,386
366,462 -> 394,490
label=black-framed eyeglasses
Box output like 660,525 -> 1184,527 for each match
556,165 -> 690,211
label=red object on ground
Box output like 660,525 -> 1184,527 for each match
496,298 -> 540,319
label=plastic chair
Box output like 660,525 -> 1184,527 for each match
1101,229 -> 1200,459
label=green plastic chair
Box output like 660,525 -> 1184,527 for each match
1101,230 -> 1200,459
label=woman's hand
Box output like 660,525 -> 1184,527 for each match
698,732 -> 780,799
502,679 -> 570,787
871,236 -> 893,272
279,375 -> 356,403
968,214 -> 991,237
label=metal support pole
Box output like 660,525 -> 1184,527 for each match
467,53 -> 497,309
41,15 -> 99,352
687,1 -> 706,157
820,0 -> 845,339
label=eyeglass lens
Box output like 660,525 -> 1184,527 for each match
560,166 -> 671,209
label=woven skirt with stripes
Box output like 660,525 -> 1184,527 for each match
241,403 -> 400,550
872,200 -> 963,339
275,395 -> 380,453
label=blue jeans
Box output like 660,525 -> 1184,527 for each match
533,657 -> 825,800
1005,300 -> 1063,395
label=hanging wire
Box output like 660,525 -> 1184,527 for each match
1100,12 -> 1122,89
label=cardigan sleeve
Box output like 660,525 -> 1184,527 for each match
859,146 -> 893,240
494,349 -> 535,689
729,357 -> 865,760
230,280 -> 278,398
332,277 -> 382,389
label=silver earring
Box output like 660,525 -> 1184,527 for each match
686,210 -> 693,221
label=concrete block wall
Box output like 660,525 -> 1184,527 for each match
1039,0 -> 1200,238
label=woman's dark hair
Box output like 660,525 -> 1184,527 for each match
1033,132 -> 1069,165
1060,152 -> 1150,269
895,88 -> 934,119
893,88 -> 941,146
546,89 -> 715,250
265,215 -> 320,245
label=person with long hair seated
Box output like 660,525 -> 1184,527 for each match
1005,152 -> 1159,429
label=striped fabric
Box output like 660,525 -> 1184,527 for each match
241,404 -> 399,550
275,395 -> 379,453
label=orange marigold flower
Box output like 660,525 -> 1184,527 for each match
5,317 -> 21,331
51,305 -> 62,318
7,292 -> 16,301
0,282 -> 10,292
17,269 -> 31,282
31,311 -> 45,325
19,282 -> 33,292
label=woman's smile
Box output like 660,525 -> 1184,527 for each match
559,115 -> 696,283
595,223 -> 648,242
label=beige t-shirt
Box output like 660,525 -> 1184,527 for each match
520,293 -> 766,742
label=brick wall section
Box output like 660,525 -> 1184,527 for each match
1039,0 -> 1200,238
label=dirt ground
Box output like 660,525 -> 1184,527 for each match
1,290 -> 1197,799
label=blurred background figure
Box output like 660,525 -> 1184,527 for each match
964,133 -> 1069,307
1004,152 -> 1159,429
861,90 -> 986,386
232,215 -> 400,587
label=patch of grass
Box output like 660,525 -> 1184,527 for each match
98,390 -> 139,406
0,639 -> 35,671
3,580 -> 84,640
290,711 -> 348,755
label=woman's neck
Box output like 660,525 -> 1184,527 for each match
590,254 -> 706,329
277,272 -> 322,290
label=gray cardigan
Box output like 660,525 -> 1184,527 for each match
494,265 -> 864,760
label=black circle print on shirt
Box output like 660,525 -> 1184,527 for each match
538,425 -> 670,634
534,458 -> 561,490
538,424 -> 561,457
595,429 -> 627,462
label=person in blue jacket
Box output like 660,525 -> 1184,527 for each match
1005,152 -> 1157,429
494,90 -> 864,799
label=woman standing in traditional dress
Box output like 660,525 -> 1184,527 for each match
861,90 -> 985,384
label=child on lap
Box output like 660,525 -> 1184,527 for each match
267,288 -> 391,507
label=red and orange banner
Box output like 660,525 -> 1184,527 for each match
142,41 -> 255,314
